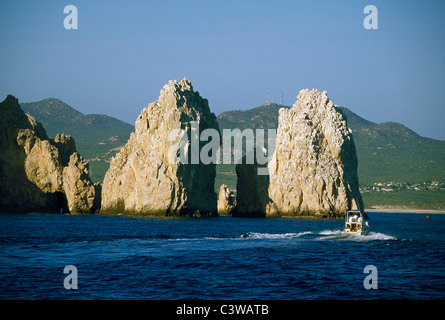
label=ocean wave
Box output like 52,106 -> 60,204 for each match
66,230 -> 395,243
318,229 -> 343,236
315,230 -> 397,241
238,231 -> 313,239
350,232 -> 397,241
167,230 -> 397,242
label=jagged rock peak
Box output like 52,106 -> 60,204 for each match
53,133 -> 77,166
268,89 -> 363,218
0,95 -> 98,214
101,79 -> 219,216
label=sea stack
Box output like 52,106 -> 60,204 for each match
268,89 -> 364,218
101,79 -> 220,216
0,95 -> 98,213
217,184 -> 236,216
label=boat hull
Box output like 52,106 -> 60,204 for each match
343,210 -> 370,235
342,228 -> 369,236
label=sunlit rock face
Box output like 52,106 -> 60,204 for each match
268,89 -> 364,218
101,79 -> 220,216
0,95 -> 98,214
217,184 -> 236,216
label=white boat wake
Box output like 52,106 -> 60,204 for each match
239,231 -> 313,239
316,229 -> 397,241
238,230 -> 396,242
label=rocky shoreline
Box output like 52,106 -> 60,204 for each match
0,95 -> 99,214
1,79 -> 364,218
366,207 -> 445,214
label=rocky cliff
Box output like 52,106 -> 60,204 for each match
268,89 -> 363,217
0,95 -> 99,213
101,79 -> 220,216
217,184 -> 236,216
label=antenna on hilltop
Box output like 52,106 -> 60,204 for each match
266,88 -> 270,105
280,91 -> 283,105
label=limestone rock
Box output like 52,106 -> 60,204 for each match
20,134 -> 64,193
53,133 -> 77,166
101,79 -> 220,216
217,184 -> 236,216
268,89 -> 364,218
63,152 -> 97,213
0,94 -> 98,213
233,148 -> 279,218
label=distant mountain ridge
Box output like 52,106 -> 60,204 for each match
20,98 -> 134,183
19,98 -> 445,188
217,103 -> 445,186
217,103 -> 283,130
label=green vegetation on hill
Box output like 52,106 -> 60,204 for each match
362,190 -> 445,211
20,98 -> 445,210
216,103 -> 445,187
217,103 -> 283,130
216,103 -> 445,209
20,98 -> 134,183
215,164 -> 237,191
335,107 -> 445,186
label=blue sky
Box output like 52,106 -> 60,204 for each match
1,0 -> 444,139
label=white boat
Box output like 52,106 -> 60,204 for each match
343,210 -> 370,235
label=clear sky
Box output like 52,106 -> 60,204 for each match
1,0 -> 444,140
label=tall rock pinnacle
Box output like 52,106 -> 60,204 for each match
101,79 -> 220,216
268,89 -> 364,217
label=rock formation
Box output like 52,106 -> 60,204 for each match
101,79 -> 220,216
0,95 -> 98,213
268,89 -> 364,218
63,152 -> 97,213
233,148 -> 279,217
217,184 -> 236,216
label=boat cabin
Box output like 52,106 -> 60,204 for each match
344,210 -> 369,234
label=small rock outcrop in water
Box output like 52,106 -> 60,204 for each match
101,79 -> 220,216
217,184 -> 236,216
0,95 -> 98,213
268,89 -> 364,217
63,152 -> 97,213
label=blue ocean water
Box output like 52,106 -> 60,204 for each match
0,212 -> 444,300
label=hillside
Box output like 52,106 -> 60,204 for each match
217,103 -> 445,186
216,103 -> 445,210
335,107 -> 445,186
19,98 -> 445,209
20,98 -> 134,183
217,103 -> 283,130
